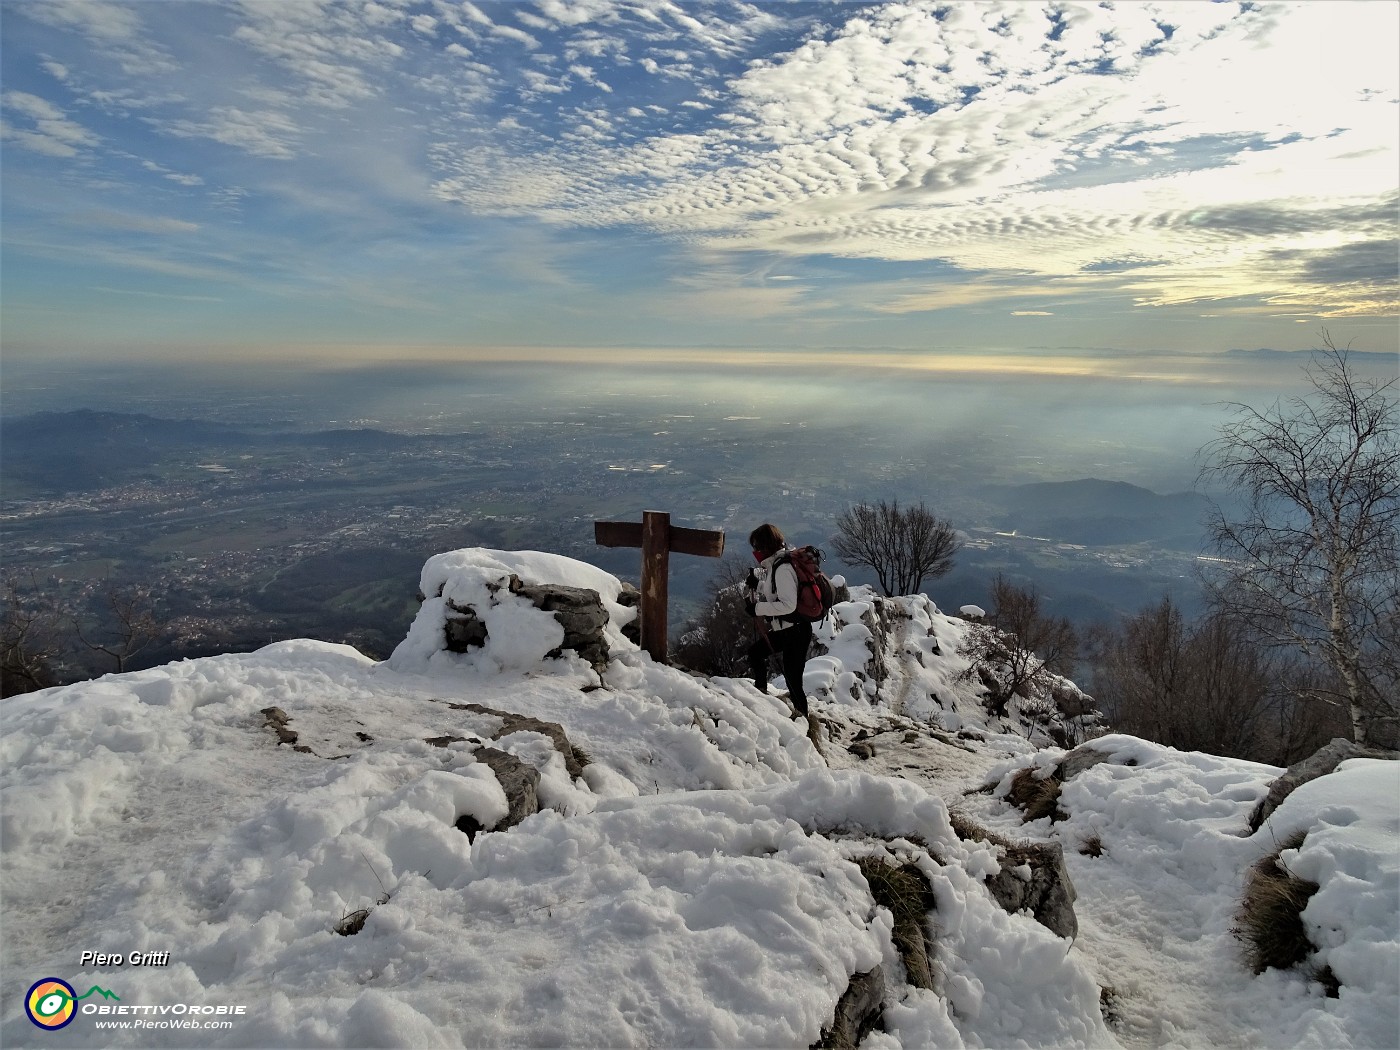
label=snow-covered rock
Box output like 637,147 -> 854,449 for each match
2,549 -> 1393,1049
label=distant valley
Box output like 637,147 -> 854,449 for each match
1,409 -> 1216,681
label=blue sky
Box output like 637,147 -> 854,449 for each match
2,0 -> 1397,377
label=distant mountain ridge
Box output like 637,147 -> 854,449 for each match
975,477 -> 1211,548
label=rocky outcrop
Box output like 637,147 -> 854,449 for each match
984,840 -> 1078,940
951,814 -> 1079,940
615,582 -> 641,645
856,597 -> 899,698
445,575 -> 614,670
1248,738 -> 1398,832
814,966 -> 884,1050
436,700 -> 589,778
455,747 -> 541,840
1052,680 -> 1096,718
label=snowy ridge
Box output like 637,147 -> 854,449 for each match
801,584 -> 1098,748
1,549 -> 1395,1049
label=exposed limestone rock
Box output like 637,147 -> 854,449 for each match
443,609 -> 489,651
456,702 -> 589,778
856,598 -> 899,698
455,746 -> 541,841
260,706 -> 298,746
1248,738 -> 1398,832
260,705 -> 325,756
1052,679 -> 1096,718
443,574 -> 614,671
813,966 -> 884,1050
948,813 -> 1079,939
424,697 -> 590,786
615,582 -> 641,646
1059,744 -> 1115,782
511,578 -> 610,668
983,840 -> 1079,940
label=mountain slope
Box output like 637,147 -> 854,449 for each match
1,549 -> 1393,1049
975,477 -> 1212,547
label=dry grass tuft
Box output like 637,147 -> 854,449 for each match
1235,831 -> 1322,976
1008,766 -> 1065,822
1079,833 -> 1104,858
857,857 -> 936,991
947,810 -> 1014,849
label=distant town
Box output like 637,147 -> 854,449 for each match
2,405 -> 1213,681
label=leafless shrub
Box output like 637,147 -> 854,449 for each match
1,572 -> 62,696
72,582 -> 160,674
672,555 -> 756,677
831,499 -> 961,597
961,575 -> 1077,719
1093,595 -> 1344,764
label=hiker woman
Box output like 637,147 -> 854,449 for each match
744,522 -> 812,719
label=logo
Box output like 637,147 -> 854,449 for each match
24,979 -> 120,1031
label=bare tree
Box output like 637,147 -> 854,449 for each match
831,499 -> 961,597
1198,336 -> 1399,747
1,573 -> 62,696
73,583 -> 161,674
962,574 -> 1077,718
1094,596 -> 1303,761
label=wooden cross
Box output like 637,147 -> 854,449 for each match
594,510 -> 725,663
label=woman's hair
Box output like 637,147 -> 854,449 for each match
748,523 -> 787,555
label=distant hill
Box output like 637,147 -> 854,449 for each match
0,410 -> 254,493
0,410 -> 425,495
1224,348 -> 1397,364
976,477 -> 1211,547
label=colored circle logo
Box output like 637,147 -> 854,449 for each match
26,978 -> 77,1030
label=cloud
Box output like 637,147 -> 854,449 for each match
426,1 -> 1396,318
491,24 -> 541,49
160,107 -> 301,160
72,210 -> 200,234
0,91 -> 99,156
20,0 -> 178,75
230,1 -> 408,109
457,2 -> 495,28
4,0 -> 1395,343
93,286 -> 223,302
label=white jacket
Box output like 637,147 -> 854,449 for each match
751,549 -> 800,629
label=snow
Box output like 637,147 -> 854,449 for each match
2,549 -> 1396,1049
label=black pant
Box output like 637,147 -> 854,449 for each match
748,621 -> 813,716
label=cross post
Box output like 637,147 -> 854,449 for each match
594,510 -> 725,663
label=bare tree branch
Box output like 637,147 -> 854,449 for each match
1198,333 -> 1399,746
831,499 -> 961,597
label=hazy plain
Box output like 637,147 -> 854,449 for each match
4,348 -> 1394,677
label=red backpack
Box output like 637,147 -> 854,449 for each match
776,546 -> 836,623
